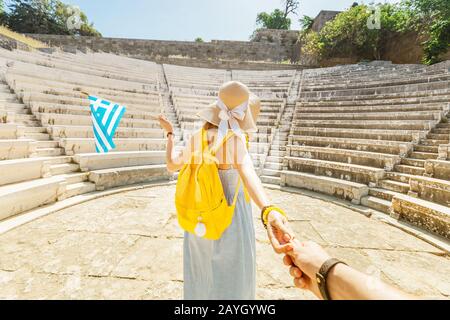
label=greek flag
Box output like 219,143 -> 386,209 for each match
88,95 -> 126,153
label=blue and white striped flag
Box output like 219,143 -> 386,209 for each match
88,95 -> 126,153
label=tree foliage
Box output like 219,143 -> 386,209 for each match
299,15 -> 314,30
257,9 -> 291,30
299,0 -> 450,65
4,0 -> 101,36
256,0 -> 299,30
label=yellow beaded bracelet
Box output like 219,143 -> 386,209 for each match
261,205 -> 287,228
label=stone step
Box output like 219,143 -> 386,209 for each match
427,133 -> 449,140
14,114 -> 36,121
269,150 -> 285,157
414,145 -> 438,153
361,196 -> 391,214
432,128 -> 450,134
265,161 -> 283,170
31,148 -> 64,157
266,155 -> 282,163
262,168 -> 280,177
409,151 -> 437,160
36,140 -> 59,148
261,175 -> 281,185
0,176 -> 65,220
59,172 -> 89,184
394,164 -> 425,176
420,139 -> 448,146
49,163 -> 79,176
59,181 -> 96,200
45,156 -> 73,165
369,187 -> 403,202
400,158 -> 425,167
391,194 -> 450,238
386,171 -> 417,183
21,132 -> 51,140
436,123 -> 450,129
20,126 -> 48,133
379,179 -> 410,193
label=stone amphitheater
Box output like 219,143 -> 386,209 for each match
0,39 -> 449,299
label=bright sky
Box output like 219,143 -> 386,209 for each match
64,0 -> 401,41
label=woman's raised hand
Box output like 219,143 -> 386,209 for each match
266,211 -> 294,254
157,114 -> 174,133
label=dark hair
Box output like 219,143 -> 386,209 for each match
203,121 -> 218,130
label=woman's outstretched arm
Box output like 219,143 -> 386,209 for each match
232,136 -> 293,253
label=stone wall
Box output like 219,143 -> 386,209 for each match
27,32 -> 297,64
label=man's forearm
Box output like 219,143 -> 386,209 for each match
326,263 -> 412,300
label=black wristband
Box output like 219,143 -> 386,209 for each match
316,258 -> 347,300
166,132 -> 173,138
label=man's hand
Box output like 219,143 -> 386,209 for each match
266,211 -> 294,254
283,240 -> 331,298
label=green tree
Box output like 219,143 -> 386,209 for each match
299,1 -> 450,65
0,0 -> 6,24
256,9 -> 291,30
256,0 -> 299,30
5,0 -> 101,36
299,15 -> 314,30
407,0 -> 450,64
195,37 -> 204,43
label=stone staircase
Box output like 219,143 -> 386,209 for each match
261,70 -> 303,184
363,112 -> 450,214
159,64 -> 184,145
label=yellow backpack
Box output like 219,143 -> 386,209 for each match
175,128 -> 249,240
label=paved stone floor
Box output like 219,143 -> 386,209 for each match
0,185 -> 449,300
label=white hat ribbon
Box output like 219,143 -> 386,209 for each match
215,98 -> 248,149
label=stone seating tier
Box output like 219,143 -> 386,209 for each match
292,119 -> 437,130
408,175 -> 450,207
424,159 -> 450,180
300,88 -> 450,104
283,157 -> 386,185
0,48 -> 159,85
6,74 -> 161,101
286,145 -> 401,170
300,81 -> 450,99
392,194 -> 450,239
28,101 -> 162,120
0,156 -> 72,186
73,151 -> 166,172
7,63 -> 158,94
296,104 -> 447,114
14,85 -> 161,106
59,138 -> 166,155
0,139 -> 36,160
301,73 -> 450,91
89,164 -> 170,191
37,113 -> 161,128
294,111 -> 442,121
49,125 -> 165,140
281,171 -> 369,204
290,128 -> 425,143
288,136 -> 413,156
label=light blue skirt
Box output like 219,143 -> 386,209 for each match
183,169 -> 256,300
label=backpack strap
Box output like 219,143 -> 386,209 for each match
210,130 -> 236,156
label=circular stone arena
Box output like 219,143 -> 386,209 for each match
0,30 -> 449,301
0,184 -> 449,300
